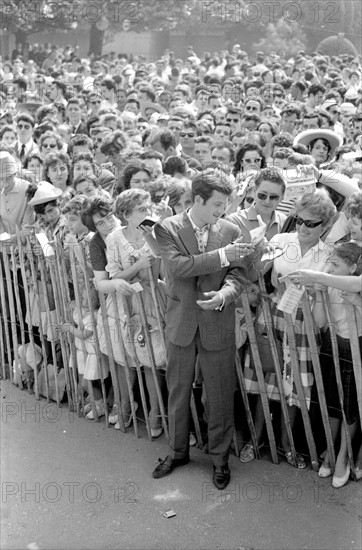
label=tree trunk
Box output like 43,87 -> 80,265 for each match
88,24 -> 104,56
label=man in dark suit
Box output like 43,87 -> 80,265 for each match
152,170 -> 254,490
13,113 -> 39,165
66,98 -> 88,135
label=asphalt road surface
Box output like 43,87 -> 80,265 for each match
1,379 -> 361,550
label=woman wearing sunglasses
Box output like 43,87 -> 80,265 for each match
227,167 -> 287,243
233,143 -> 267,181
240,188 -> 336,468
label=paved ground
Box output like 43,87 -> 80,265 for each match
1,379 -> 361,550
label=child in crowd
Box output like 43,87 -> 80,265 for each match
311,242 -> 362,487
63,286 -> 109,419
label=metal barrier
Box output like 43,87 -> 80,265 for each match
0,236 -> 361,478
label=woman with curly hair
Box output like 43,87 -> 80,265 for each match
116,160 -> 152,194
43,151 -> 72,192
99,129 -> 128,165
38,131 -> 64,157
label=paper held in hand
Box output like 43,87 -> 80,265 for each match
283,166 -> 316,201
249,215 -> 266,246
35,233 -> 55,257
277,283 -> 305,314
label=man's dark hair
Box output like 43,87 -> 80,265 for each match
101,77 -> 116,91
307,83 -> 325,97
192,169 -> 233,202
163,156 -> 188,176
15,112 -> 36,129
254,167 -> 286,192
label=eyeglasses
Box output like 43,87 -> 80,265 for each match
246,106 -> 259,111
244,196 -> 255,204
295,216 -> 323,228
42,143 -> 57,149
257,192 -> 280,201
17,124 -> 31,130
243,157 -> 262,164
180,132 -> 196,138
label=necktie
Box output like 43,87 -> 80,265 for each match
20,144 -> 26,161
194,225 -> 209,253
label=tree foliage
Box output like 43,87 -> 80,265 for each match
253,19 -> 307,58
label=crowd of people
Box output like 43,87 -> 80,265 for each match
0,41 -> 362,491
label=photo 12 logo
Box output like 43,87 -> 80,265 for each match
201,1 -> 340,25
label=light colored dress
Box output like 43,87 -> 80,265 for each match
105,227 -> 166,369
243,232 -> 331,408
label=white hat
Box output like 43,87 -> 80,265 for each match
340,102 -> 357,115
0,151 -> 19,178
293,129 -> 343,155
344,88 -> 359,101
28,181 -> 62,206
320,99 -> 338,111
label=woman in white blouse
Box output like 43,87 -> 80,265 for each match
106,189 -> 166,439
241,188 -> 336,468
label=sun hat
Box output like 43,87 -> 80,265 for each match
344,88 -> 359,101
28,180 -> 62,206
141,102 -> 167,118
340,102 -> 357,115
293,129 -> 343,155
0,151 -> 20,178
320,98 -> 339,111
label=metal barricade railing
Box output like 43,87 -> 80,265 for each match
0,236 -> 361,480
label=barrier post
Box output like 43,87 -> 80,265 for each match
240,290 -> 278,464
120,294 -> 152,439
69,246 -> 98,421
322,290 -> 355,473
16,230 -> 40,399
301,293 -> 336,471
135,290 -> 169,439
25,236 -> 50,402
344,303 -> 362,426
3,248 -> 19,386
38,253 -> 60,406
110,292 -> 139,436
0,252 -> 13,380
77,245 -> 109,426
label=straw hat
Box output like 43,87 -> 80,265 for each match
340,102 -> 356,115
28,181 -> 62,206
0,151 -> 20,177
141,102 -> 167,118
293,129 -> 343,155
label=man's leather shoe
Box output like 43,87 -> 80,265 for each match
152,455 -> 190,479
213,465 -> 230,490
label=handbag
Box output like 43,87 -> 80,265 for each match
249,324 -> 283,373
38,364 -> 66,402
121,313 -> 166,368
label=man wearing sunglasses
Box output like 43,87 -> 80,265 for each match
13,113 -> 39,165
87,92 -> 102,116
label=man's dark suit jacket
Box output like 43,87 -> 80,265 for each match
154,211 -> 247,351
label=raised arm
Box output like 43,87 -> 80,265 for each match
154,222 -> 254,279
289,270 -> 362,293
